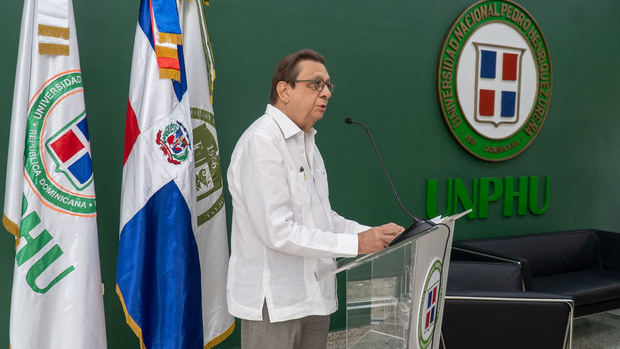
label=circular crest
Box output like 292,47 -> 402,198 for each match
437,0 -> 552,161
26,70 -> 96,216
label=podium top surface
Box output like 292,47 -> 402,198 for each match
316,223 -> 449,280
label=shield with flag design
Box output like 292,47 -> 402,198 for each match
474,42 -> 526,126
46,112 -> 93,190
425,283 -> 439,332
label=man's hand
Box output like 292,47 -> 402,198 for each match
357,223 -> 405,254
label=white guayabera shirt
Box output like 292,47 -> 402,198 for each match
227,104 -> 369,322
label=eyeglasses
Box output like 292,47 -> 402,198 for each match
293,79 -> 335,93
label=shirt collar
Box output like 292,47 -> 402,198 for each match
266,104 -> 317,139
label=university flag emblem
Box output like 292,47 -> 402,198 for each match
116,0 -> 234,348
3,0 -> 107,348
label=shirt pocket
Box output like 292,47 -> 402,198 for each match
315,169 -> 330,201
288,169 -> 309,221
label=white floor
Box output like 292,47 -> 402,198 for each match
573,310 -> 620,349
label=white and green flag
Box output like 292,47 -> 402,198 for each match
3,0 -> 106,348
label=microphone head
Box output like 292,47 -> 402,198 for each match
344,117 -> 353,124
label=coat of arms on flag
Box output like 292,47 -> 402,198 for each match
473,42 -> 525,126
46,112 -> 93,190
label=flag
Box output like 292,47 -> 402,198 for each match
3,0 -> 107,348
116,0 -> 233,348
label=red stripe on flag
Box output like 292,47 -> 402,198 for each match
157,56 -> 180,70
432,286 -> 437,303
479,89 -> 495,116
50,130 -> 84,162
426,310 -> 431,329
503,53 -> 518,81
123,100 -> 141,166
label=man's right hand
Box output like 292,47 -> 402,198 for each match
357,223 -> 405,254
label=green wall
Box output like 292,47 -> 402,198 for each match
1,0 -> 619,347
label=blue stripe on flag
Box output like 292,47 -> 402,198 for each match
117,180 -> 204,348
138,0 -> 154,48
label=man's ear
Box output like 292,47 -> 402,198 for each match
276,81 -> 290,103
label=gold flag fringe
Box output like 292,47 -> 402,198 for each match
204,321 -> 235,349
158,32 -> 183,45
3,214 -> 20,249
39,43 -> 69,56
160,68 -> 181,81
210,81 -> 214,105
155,45 -> 178,59
38,24 -> 70,39
3,214 -> 19,239
116,285 -> 147,349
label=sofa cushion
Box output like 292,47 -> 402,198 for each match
530,269 -> 620,306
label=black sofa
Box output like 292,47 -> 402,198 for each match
454,229 -> 620,317
441,260 -> 573,349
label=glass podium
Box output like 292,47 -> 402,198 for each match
319,212 -> 468,349
340,238 -> 416,348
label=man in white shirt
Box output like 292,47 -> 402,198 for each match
226,49 -> 405,349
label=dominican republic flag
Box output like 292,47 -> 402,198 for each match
3,0 -> 106,348
116,0 -> 233,348
425,284 -> 439,331
474,43 -> 525,125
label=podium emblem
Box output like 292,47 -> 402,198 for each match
418,258 -> 443,349
437,0 -> 552,161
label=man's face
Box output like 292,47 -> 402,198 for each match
287,60 -> 332,131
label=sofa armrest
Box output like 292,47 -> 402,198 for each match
452,245 -> 521,264
452,243 -> 534,289
597,230 -> 620,271
446,290 -> 573,302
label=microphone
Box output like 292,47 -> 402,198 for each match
344,117 -> 435,246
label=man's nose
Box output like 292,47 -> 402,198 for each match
321,86 -> 332,99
